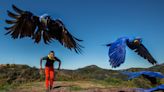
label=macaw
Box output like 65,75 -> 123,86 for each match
122,71 -> 164,84
5,5 -> 83,53
106,36 -> 157,68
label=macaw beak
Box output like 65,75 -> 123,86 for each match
134,39 -> 140,45
41,18 -> 48,26
40,14 -> 49,26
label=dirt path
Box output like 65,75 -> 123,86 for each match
6,81 -> 141,92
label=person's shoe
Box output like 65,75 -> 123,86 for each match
50,86 -> 53,90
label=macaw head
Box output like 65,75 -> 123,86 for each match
39,14 -> 50,26
133,37 -> 142,45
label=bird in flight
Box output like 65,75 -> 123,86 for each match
106,36 -> 157,68
122,71 -> 164,85
135,84 -> 164,92
144,84 -> 164,92
5,5 -> 83,53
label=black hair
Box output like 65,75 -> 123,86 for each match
50,51 -> 54,54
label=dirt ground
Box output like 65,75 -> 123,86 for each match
6,81 -> 143,92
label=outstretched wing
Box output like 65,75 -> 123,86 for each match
123,71 -> 164,84
127,41 -> 157,65
142,71 -> 164,84
145,84 -> 164,92
142,74 -> 157,84
107,39 -> 127,68
122,71 -> 157,84
47,19 -> 83,53
121,71 -> 142,80
141,71 -> 164,78
5,4 -> 39,39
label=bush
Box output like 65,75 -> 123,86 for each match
104,77 -> 123,86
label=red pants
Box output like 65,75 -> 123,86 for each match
45,66 -> 54,89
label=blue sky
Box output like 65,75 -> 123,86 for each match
0,0 -> 164,70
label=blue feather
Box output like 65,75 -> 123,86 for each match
144,84 -> 164,92
107,36 -> 157,68
122,71 -> 164,80
108,37 -> 128,68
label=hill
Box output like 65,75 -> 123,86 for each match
0,63 -> 164,91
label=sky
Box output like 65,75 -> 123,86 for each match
0,0 -> 164,70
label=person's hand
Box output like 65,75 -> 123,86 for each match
39,67 -> 43,74
57,67 -> 60,70
40,66 -> 42,70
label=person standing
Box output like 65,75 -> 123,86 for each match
40,51 -> 61,92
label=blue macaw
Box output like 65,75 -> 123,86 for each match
122,71 -> 164,84
106,36 -> 157,68
134,84 -> 164,92
144,84 -> 164,92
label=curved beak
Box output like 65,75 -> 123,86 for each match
134,39 -> 140,45
41,18 -> 48,26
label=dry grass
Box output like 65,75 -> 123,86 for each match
5,81 -> 140,92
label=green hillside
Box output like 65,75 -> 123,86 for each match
0,63 -> 164,91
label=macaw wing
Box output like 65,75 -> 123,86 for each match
108,40 -> 126,68
5,4 -> 39,39
145,84 -> 164,92
47,19 -> 83,53
121,71 -> 141,80
123,71 -> 164,84
141,71 -> 164,78
127,42 -> 157,65
141,71 -> 164,84
142,74 -> 157,84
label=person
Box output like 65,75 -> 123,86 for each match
40,51 -> 61,92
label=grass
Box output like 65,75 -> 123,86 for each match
1,79 -> 163,92
0,83 -> 20,92
70,86 -> 84,91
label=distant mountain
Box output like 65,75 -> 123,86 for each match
0,63 -> 164,89
148,63 -> 164,74
124,63 -> 164,74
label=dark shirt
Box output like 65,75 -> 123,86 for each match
42,56 -> 60,67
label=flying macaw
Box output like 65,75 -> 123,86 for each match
5,5 -> 83,53
144,84 -> 164,92
106,36 -> 157,68
134,84 -> 164,92
122,71 -> 164,84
